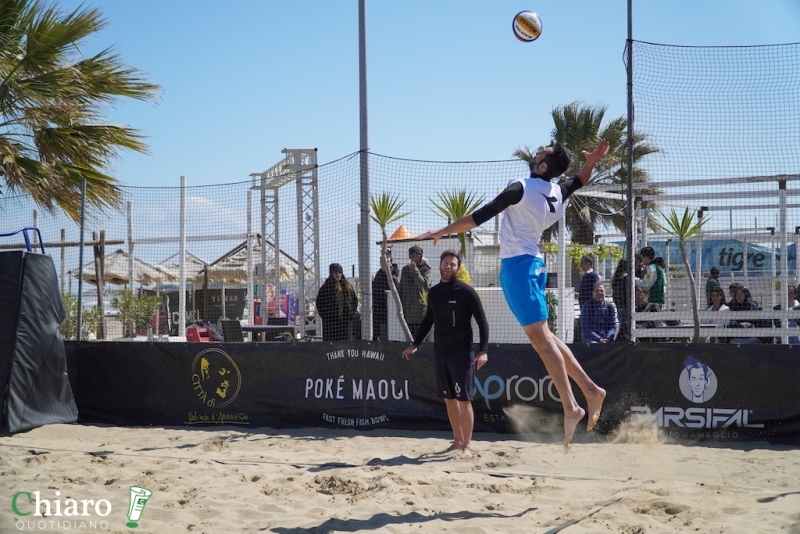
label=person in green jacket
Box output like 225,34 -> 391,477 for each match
635,246 -> 665,310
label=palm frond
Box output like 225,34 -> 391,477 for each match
0,0 -> 160,217
429,189 -> 486,258
369,192 -> 410,228
655,208 -> 711,241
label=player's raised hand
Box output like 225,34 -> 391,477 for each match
582,138 -> 610,164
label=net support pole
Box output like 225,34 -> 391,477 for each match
625,0 -> 635,341
60,229 -> 66,295
246,188 -> 253,333
127,201 -> 134,291
557,219 -> 569,342
780,180 -> 789,343
76,178 -> 87,340
179,176 -> 187,336
358,0 -> 372,340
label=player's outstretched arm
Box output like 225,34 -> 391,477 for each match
415,214 -> 477,246
575,138 -> 610,186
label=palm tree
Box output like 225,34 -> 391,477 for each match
429,189 -> 485,259
369,192 -> 413,342
657,209 -> 710,342
0,0 -> 160,219
514,101 -> 660,246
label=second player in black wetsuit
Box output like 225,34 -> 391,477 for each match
402,250 -> 489,458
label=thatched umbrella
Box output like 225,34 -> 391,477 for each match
207,243 -> 299,283
77,249 -> 177,287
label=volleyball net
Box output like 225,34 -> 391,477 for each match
1,42 -> 799,343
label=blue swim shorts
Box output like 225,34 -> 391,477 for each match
499,255 -> 548,327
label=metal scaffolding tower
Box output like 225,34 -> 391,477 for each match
250,148 -> 320,338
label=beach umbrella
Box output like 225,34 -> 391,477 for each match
77,249 -> 177,286
208,243 -> 299,283
162,251 -> 210,284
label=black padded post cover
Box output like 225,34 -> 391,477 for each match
1,251 -> 78,432
0,251 -> 24,406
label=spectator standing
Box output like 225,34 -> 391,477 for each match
611,258 -> 631,340
705,266 -> 720,307
372,249 -> 400,341
402,251 -> 489,458
315,263 -> 358,342
580,282 -> 617,344
635,246 -> 665,310
634,253 -> 645,279
577,256 -> 599,307
398,245 -> 432,339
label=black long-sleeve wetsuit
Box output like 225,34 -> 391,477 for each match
412,279 -> 489,355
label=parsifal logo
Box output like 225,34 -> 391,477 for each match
126,486 -> 153,528
630,355 -> 764,434
679,355 -> 718,403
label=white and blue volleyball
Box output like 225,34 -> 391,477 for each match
512,10 -> 542,42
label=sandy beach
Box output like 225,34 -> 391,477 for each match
1,422 -> 798,533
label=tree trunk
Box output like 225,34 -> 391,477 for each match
679,241 -> 700,342
381,231 -> 413,342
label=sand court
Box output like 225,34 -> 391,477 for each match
1,422 -> 798,533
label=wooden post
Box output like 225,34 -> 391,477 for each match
92,230 -> 106,339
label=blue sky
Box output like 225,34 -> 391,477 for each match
59,0 -> 800,188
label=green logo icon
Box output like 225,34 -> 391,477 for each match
126,486 -> 152,528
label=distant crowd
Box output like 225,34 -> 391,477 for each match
579,247 -> 800,344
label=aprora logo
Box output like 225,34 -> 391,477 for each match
475,374 -> 560,410
631,356 -> 763,432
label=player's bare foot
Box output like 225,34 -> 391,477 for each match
586,387 -> 606,432
443,442 -> 462,453
461,446 -> 473,459
563,406 -> 585,449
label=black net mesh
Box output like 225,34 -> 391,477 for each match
3,42 -> 800,344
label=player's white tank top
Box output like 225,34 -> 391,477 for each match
499,177 -> 565,259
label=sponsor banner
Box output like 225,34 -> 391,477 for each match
610,239 -> 797,276
65,342 -> 800,441
615,343 -> 800,441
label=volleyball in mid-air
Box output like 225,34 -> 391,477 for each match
512,10 -> 542,42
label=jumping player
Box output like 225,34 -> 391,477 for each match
402,250 -> 489,458
417,140 -> 609,448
